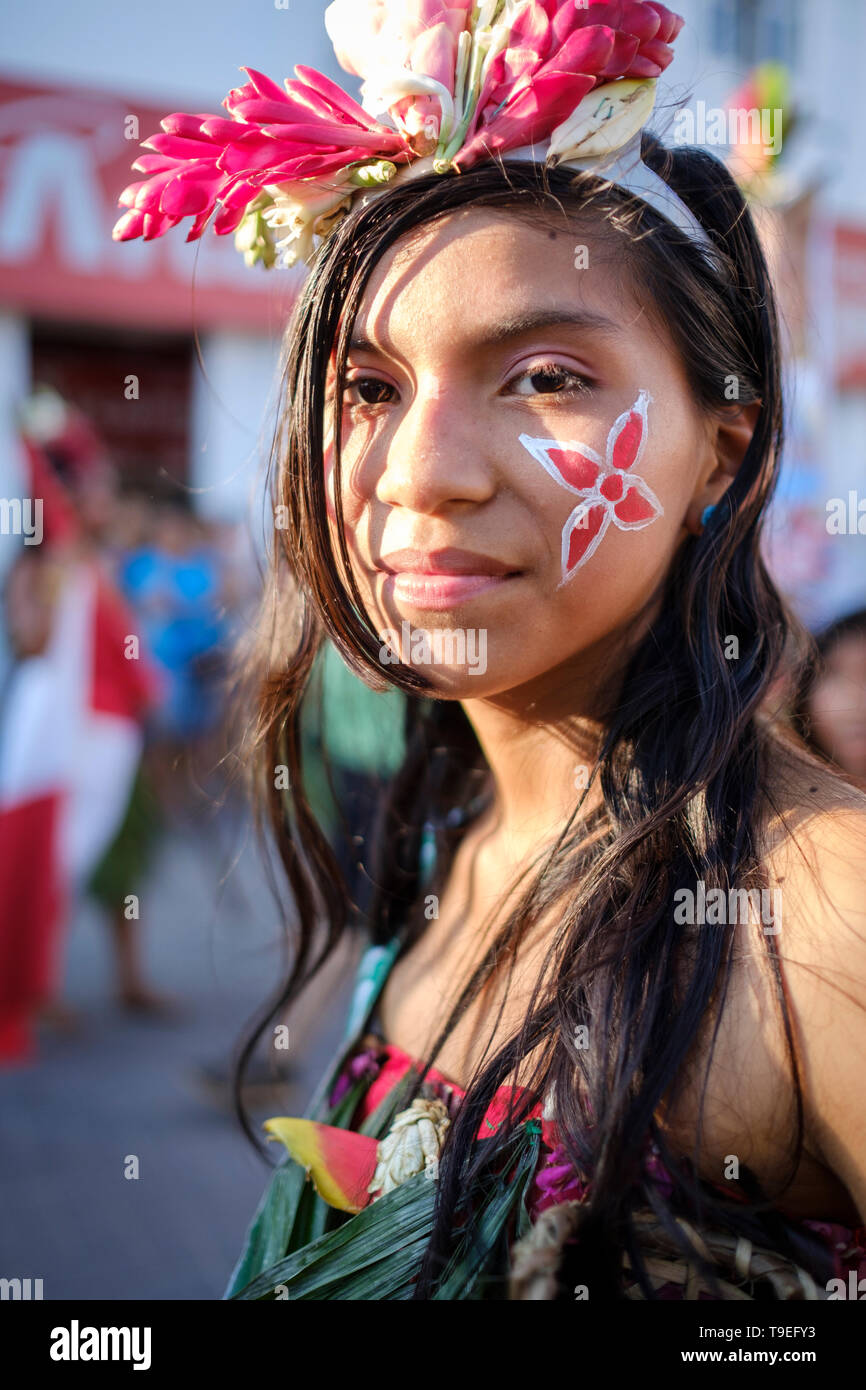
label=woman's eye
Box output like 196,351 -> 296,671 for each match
507,362 -> 592,397
344,377 -> 397,407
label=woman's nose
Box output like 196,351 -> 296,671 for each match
374,380 -> 495,514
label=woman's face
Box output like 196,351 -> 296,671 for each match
323,207 -> 718,700
808,633 -> 866,781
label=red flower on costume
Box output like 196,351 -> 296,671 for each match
518,388 -> 662,584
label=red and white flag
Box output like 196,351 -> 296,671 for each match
0,443 -> 156,1062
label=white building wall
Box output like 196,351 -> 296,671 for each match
189,331 -> 284,538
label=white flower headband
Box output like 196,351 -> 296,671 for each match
113,1 -> 714,270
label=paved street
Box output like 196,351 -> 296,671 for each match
0,797 -> 356,1301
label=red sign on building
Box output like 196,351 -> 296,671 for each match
0,74 -> 299,333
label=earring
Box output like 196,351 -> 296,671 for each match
701,503 -> 717,530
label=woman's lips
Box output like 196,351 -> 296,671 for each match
384,571 -> 518,610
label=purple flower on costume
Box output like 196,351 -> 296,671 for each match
328,1044 -> 383,1107
643,1143 -> 675,1200
528,1143 -> 589,1219
803,1220 -> 866,1282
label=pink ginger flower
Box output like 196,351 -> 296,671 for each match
324,1 -> 684,167
325,0 -> 476,149
112,1 -> 686,263
112,65 -> 413,247
519,388 -> 663,584
456,1 -> 685,165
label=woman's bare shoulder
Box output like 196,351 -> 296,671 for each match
758,729 -> 866,1220
759,726 -> 866,878
759,727 -> 866,1009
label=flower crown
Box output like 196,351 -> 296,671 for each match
113,1 -> 712,271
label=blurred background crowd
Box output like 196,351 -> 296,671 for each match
0,0 -> 864,1298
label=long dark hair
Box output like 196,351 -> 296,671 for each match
233,133 -> 832,1298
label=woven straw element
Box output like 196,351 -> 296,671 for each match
508,1202 -> 828,1301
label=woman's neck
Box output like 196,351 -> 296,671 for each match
456,609 -> 650,854
460,696 -> 607,862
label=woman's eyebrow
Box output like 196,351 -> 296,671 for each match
470,308 -> 622,348
347,308 -> 621,357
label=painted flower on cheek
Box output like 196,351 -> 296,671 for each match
519,389 -> 663,585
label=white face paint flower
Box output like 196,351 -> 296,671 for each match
519,390 -> 663,586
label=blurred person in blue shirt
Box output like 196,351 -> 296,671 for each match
119,506 -> 229,745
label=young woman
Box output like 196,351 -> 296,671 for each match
114,1 -> 866,1300
796,609 -> 866,792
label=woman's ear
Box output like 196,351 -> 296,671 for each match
684,401 -> 762,535
714,399 -> 762,479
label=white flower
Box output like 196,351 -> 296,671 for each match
261,179 -> 355,268
548,79 -> 657,163
369,1098 -> 451,1199
361,69 -> 456,147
